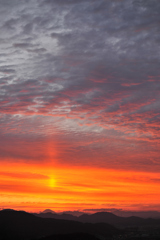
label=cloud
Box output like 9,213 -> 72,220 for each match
13,43 -> 34,48
0,171 -> 48,180
0,0 -> 160,170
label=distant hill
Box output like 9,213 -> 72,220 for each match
42,209 -> 57,214
35,212 -> 78,221
36,211 -> 160,228
0,209 -> 121,240
40,209 -> 84,217
110,210 -> 160,219
39,209 -> 160,219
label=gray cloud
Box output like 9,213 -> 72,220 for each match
13,43 -> 34,48
0,0 -> 160,168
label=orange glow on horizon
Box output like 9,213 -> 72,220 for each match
1,161 -> 160,213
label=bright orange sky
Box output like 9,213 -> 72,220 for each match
1,0 -> 160,213
1,159 -> 160,212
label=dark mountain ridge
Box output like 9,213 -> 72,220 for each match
0,209 -> 121,240
35,211 -> 160,228
40,209 -> 160,218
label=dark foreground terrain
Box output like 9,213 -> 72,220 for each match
1,209 -> 160,240
0,209 -> 122,240
32,232 -> 100,240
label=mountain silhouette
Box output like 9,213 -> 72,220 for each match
0,209 -> 121,240
36,211 -> 160,228
41,209 -> 84,217
35,212 -> 77,221
42,209 -> 56,214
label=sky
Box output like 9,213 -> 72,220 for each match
0,0 -> 160,213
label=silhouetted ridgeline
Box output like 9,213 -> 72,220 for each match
0,209 -> 122,240
35,211 -> 160,228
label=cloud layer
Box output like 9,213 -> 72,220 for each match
0,0 -> 160,170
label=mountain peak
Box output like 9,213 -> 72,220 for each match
42,209 -> 56,214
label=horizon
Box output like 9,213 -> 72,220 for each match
2,208 -> 160,220
2,206 -> 160,216
1,207 -> 160,214
1,0 -> 160,213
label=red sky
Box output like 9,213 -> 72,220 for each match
0,132 -> 160,212
0,0 -> 160,212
